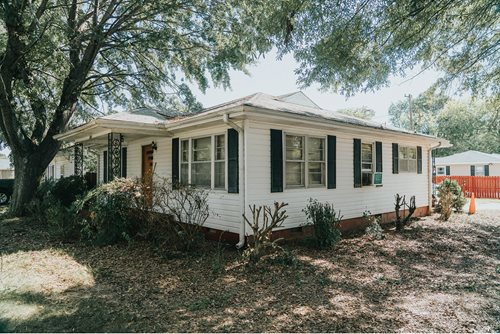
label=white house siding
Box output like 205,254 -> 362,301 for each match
244,120 -> 430,230
47,157 -> 74,180
436,163 -> 500,176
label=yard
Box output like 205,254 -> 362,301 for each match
1,208 -> 499,332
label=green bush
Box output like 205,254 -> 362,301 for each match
437,179 -> 467,219
303,198 -> 342,249
75,178 -> 145,245
50,175 -> 88,207
27,177 -> 85,238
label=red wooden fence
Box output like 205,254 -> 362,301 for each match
433,176 -> 500,199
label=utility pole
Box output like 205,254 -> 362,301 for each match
405,94 -> 413,132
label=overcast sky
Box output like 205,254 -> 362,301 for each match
192,50 -> 441,123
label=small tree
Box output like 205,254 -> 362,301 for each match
437,179 -> 466,221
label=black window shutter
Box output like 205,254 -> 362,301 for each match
270,129 -> 283,192
375,141 -> 383,173
392,143 -> 399,174
353,138 -> 362,188
121,147 -> 127,178
172,138 -> 179,184
484,164 -> 489,176
227,128 -> 239,193
446,166 -> 450,175
417,146 -> 422,174
470,165 -> 475,176
103,151 -> 108,182
327,135 -> 336,189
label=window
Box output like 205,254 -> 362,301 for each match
474,165 -> 485,176
180,140 -> 189,183
308,137 -> 325,186
214,134 -> 225,188
285,135 -> 325,188
361,143 -> 373,186
60,165 -> 65,178
191,137 -> 211,187
285,135 -> 305,187
399,146 -> 417,172
437,166 -> 446,175
180,135 -> 226,189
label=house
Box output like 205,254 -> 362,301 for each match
45,149 -> 75,180
0,154 -> 14,179
55,92 -> 450,244
434,150 -> 500,176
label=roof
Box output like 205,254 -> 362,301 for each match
435,150 -> 500,165
57,91 -> 449,144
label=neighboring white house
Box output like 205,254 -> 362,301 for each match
45,150 -> 75,180
435,150 -> 500,176
55,92 -> 450,243
0,154 -> 14,179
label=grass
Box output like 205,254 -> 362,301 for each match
0,210 -> 499,332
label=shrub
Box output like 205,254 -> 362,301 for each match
303,198 -> 342,249
242,202 -> 288,264
153,179 -> 210,251
27,177 -> 86,238
75,178 -> 145,245
50,175 -> 88,207
363,210 -> 384,240
437,179 -> 467,212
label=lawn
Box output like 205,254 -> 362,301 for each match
1,211 -> 499,332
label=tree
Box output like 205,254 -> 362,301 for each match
388,89 -> 449,134
337,106 -> 375,120
434,98 -> 500,156
0,0 -> 271,214
261,0 -> 499,96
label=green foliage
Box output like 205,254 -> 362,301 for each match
75,178 -> 145,245
303,198 -> 342,249
388,89 -> 449,134
437,179 -> 467,219
337,106 -> 375,120
50,176 -> 88,207
261,0 -> 498,96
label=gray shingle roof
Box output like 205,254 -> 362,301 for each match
435,150 -> 500,165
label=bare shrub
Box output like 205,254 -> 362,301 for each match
242,202 -> 288,264
394,194 -> 416,231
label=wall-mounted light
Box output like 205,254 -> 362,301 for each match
151,141 -> 158,151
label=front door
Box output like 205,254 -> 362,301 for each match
142,144 -> 154,180
142,144 -> 154,206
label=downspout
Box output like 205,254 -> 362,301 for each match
222,113 -> 246,248
428,141 -> 443,211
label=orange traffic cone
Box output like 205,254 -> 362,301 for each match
468,192 -> 476,215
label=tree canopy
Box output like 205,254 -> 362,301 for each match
337,106 -> 375,120
262,0 -> 499,96
389,91 -> 499,156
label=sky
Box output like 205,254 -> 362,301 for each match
191,50 -> 441,124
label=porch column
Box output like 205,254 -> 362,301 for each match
74,143 -> 84,176
107,133 -> 123,181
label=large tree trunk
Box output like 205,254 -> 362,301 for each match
10,144 -> 59,216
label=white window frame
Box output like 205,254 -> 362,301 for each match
399,145 -> 418,173
179,133 -> 227,190
284,134 -> 326,189
361,142 -> 374,187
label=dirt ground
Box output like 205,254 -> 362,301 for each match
0,211 -> 499,332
